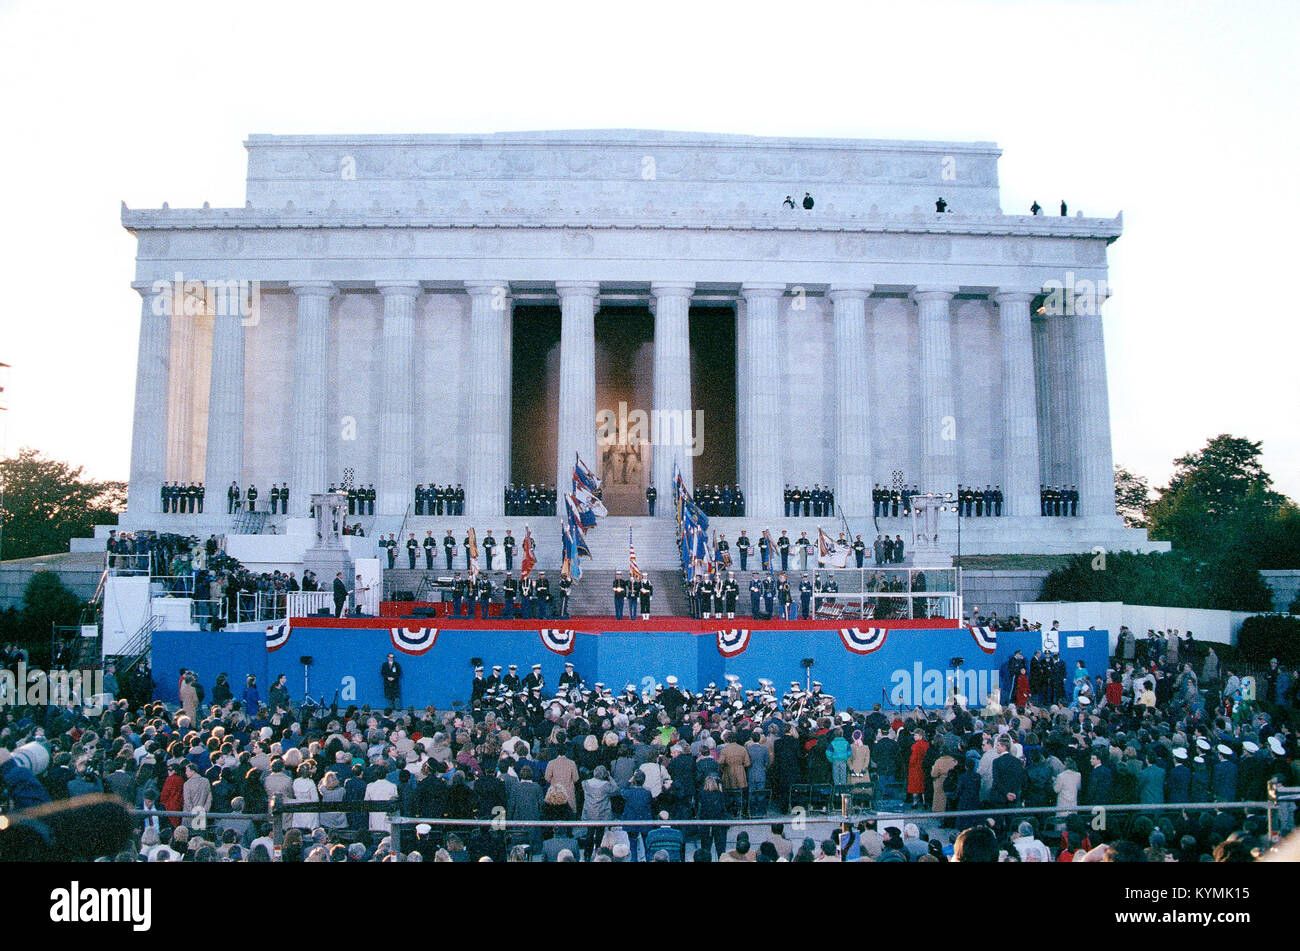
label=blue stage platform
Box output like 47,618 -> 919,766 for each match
150,618 -> 1108,711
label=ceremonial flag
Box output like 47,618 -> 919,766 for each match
467,527 -> 481,579
561,521 -> 583,583
573,484 -> 608,519
817,527 -> 850,568
573,453 -> 601,494
628,528 -> 642,581
520,527 -> 536,580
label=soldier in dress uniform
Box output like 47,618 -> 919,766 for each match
646,480 -> 657,516
535,572 -> 551,618
462,530 -> 473,570
443,530 -> 456,570
796,531 -> 813,571
502,664 -> 522,693
852,535 -> 866,568
710,573 -> 726,619
406,532 -> 419,569
749,573 -> 762,617
758,531 -> 772,571
559,661 -> 581,690
716,534 -> 731,569
450,572 -> 468,618
483,531 -> 497,571
777,530 -> 791,572
612,571 -> 628,620
501,572 -> 517,619
889,486 -> 901,517
503,529 -> 515,571
268,483 -> 279,515
523,663 -> 544,692
476,572 -> 494,619
735,530 -> 751,571
383,533 -> 397,569
799,574 -> 814,620
693,572 -> 709,619
637,575 -> 653,620
1068,485 -> 1079,517
422,530 -> 436,569
783,484 -> 793,517
556,573 -> 572,619
761,575 -> 775,617
778,574 -> 794,620
246,483 -> 258,512
414,484 -> 425,516
723,573 -> 739,618
228,480 -> 240,514
520,574 -> 537,619
992,484 -> 1003,517
470,666 -> 488,704
733,486 -> 745,517
279,483 -> 290,516
872,484 -> 882,517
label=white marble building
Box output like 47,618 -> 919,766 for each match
118,129 -> 1161,555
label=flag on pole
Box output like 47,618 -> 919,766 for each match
573,453 -> 601,494
568,491 -> 598,529
520,527 -> 536,580
573,484 -> 608,519
628,528 -> 642,581
817,527 -> 850,568
467,527 -> 481,579
561,521 -> 583,583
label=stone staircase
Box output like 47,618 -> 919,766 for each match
563,568 -> 691,617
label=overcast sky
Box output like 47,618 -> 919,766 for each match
0,0 -> 1296,500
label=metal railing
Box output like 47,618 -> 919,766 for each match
286,591 -> 334,618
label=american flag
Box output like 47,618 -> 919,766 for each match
628,528 -> 642,580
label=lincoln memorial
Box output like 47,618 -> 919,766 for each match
118,129 -> 1161,556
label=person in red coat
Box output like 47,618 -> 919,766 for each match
160,763 -> 185,828
906,730 -> 930,808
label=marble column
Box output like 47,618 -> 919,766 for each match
555,282 -> 599,495
128,282 -> 171,514
1046,314 -> 1079,489
994,289 -> 1042,517
829,285 -> 874,516
651,281 -> 694,508
1072,305 -> 1117,519
740,283 -> 785,520
465,280 -> 512,517
913,285 -> 959,495
287,282 -> 335,509
375,282 -> 420,516
1031,315 -> 1054,498
165,287 -> 196,483
202,303 -> 246,504
734,297 -> 748,494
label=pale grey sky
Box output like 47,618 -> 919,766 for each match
0,0 -> 1296,498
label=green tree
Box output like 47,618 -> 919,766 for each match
1146,435 -> 1298,568
0,448 -> 125,561
1113,464 -> 1151,528
17,570 -> 84,665
1039,549 -> 1273,613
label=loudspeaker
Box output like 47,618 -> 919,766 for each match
393,590 -> 415,602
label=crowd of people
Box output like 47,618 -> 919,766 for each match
1,622 -> 1294,863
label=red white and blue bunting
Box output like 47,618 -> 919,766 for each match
265,621 -> 290,653
837,627 -> 889,654
969,627 -> 997,654
389,626 -> 439,656
540,628 -> 577,655
716,628 -> 751,658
